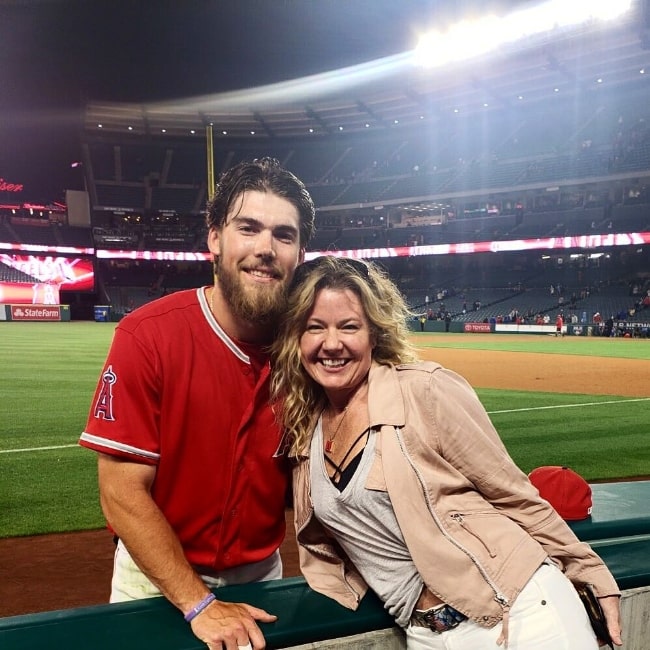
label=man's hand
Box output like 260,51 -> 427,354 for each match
598,595 -> 622,647
191,599 -> 276,650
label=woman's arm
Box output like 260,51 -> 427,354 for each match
429,368 -> 620,595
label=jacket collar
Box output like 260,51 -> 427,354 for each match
367,362 -> 405,429
296,362 -> 404,459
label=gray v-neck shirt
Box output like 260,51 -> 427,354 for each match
310,418 -> 423,627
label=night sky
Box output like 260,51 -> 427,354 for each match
0,0 -> 526,203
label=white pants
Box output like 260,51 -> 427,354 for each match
110,539 -> 283,602
406,563 -> 598,650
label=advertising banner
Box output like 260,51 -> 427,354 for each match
464,322 -> 492,333
10,305 -> 63,321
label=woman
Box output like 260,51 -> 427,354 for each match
270,255 -> 622,649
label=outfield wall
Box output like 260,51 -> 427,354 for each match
409,320 -> 650,336
409,321 -> 562,335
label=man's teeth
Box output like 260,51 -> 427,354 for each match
322,359 -> 346,367
249,269 -> 273,278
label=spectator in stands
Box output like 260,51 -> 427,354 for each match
79,158 -> 315,650
270,256 -> 622,650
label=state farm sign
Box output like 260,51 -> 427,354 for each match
10,305 -> 61,321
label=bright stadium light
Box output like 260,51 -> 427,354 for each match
145,0 -> 631,115
413,0 -> 633,68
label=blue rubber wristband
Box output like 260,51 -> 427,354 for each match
184,593 -> 216,622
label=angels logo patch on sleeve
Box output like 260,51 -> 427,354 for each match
94,365 -> 117,421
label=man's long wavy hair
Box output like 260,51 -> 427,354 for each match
270,255 -> 418,458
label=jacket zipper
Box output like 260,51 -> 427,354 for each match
394,428 -> 510,612
450,513 -> 497,558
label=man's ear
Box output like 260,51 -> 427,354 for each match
298,248 -> 305,264
207,228 -> 220,258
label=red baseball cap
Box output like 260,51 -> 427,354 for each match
528,466 -> 592,521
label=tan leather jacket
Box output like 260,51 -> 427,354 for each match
293,361 -> 620,627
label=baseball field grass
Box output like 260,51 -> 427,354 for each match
1,322 -> 649,538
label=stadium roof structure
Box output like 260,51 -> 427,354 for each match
83,5 -> 650,140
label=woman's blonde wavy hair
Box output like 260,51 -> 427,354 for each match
270,255 -> 418,458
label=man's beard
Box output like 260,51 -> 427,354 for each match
217,263 -> 289,327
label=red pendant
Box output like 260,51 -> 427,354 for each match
325,439 -> 333,453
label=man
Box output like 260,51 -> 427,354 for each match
79,158 -> 315,649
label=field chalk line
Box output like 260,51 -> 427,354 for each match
2,398 -> 649,454
489,397 -> 650,414
0,443 -> 79,455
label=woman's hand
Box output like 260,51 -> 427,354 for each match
598,595 -> 622,647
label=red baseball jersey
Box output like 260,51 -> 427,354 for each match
80,288 -> 288,570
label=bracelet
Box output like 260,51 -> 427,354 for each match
184,592 -> 217,622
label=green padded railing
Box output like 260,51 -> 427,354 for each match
568,481 -> 650,541
568,481 -> 650,591
591,538 -> 650,590
0,577 -> 394,650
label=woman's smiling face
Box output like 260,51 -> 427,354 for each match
299,287 -> 374,401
